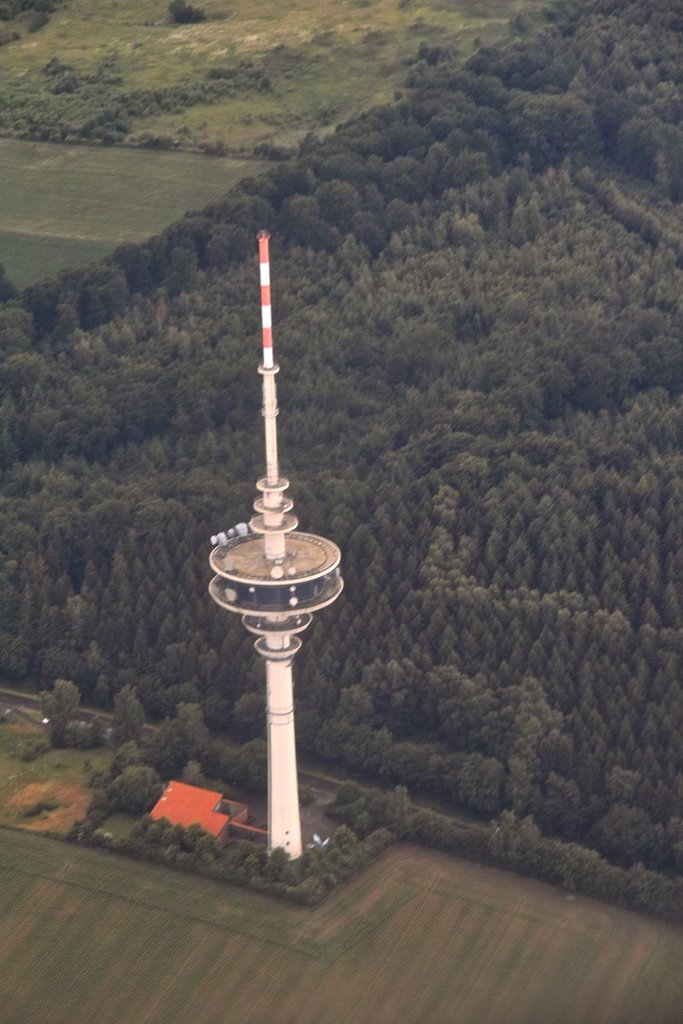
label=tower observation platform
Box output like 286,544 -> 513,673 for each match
209,530 -> 342,615
209,232 -> 343,859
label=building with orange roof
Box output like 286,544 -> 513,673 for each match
150,780 -> 264,846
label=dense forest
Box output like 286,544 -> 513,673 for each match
1,0 -> 682,877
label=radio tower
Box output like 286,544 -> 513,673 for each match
209,232 -> 343,859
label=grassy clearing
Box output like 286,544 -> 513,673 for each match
0,722 -> 110,834
0,0 -> 546,286
0,139 -> 265,286
100,812 -> 137,840
0,0 -> 549,151
0,230 -> 112,289
0,831 -> 681,1024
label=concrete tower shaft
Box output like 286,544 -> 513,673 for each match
209,232 -> 343,860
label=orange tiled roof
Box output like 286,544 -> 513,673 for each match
150,780 -> 230,836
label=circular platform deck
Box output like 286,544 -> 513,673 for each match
210,532 -> 341,585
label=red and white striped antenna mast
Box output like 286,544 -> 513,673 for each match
258,229 -> 274,370
256,230 -> 287,548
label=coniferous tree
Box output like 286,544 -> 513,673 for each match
111,685 -> 145,747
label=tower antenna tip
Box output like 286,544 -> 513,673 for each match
258,232 -> 274,368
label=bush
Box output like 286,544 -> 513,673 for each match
19,736 -> 51,762
168,0 -> 205,23
334,781 -> 363,806
299,785 -> 315,807
27,10 -> 49,31
23,798 -> 59,818
111,765 -> 162,815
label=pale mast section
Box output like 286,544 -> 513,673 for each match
209,232 -> 343,859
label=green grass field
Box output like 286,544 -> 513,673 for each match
0,139 -> 265,286
1,829 -> 681,1024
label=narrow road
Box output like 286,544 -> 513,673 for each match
0,687 -> 341,794
299,771 -> 339,796
1,690 -> 51,728
0,687 -> 482,829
